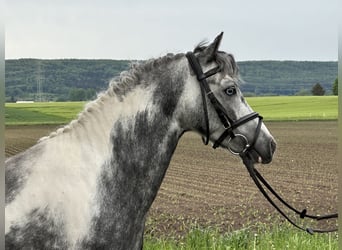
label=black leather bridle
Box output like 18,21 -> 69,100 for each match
186,52 -> 263,153
186,51 -> 338,234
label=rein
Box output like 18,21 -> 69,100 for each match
240,151 -> 338,234
186,51 -> 338,234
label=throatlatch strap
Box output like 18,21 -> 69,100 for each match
186,52 -> 231,144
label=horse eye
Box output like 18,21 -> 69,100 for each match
225,87 -> 236,96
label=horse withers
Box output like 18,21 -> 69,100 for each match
5,33 -> 276,249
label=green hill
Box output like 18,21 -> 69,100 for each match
238,61 -> 337,96
5,59 -> 337,101
5,59 -> 131,102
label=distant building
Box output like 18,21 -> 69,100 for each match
16,101 -> 34,103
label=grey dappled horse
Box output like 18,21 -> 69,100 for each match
5,33 -> 276,249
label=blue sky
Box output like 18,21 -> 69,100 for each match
5,0 -> 339,61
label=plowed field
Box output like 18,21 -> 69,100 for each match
5,121 -> 338,237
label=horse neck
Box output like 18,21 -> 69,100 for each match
104,61 -> 187,206
88,106 -> 183,249
85,62 -> 187,248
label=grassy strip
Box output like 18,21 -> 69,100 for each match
144,223 -> 338,250
5,96 -> 338,125
247,96 -> 337,121
5,102 -> 85,125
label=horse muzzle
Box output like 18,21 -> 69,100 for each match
248,138 -> 276,164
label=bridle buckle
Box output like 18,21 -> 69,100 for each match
223,122 -> 231,130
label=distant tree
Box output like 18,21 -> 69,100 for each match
10,96 -> 16,103
85,88 -> 96,100
311,83 -> 325,96
295,88 -> 310,96
69,88 -> 86,101
68,88 -> 96,101
332,78 -> 338,95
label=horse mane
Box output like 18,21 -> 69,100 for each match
107,53 -> 184,98
39,53 -> 185,142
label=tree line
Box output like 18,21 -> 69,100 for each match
5,59 -> 338,102
5,59 -> 130,102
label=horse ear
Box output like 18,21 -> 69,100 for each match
201,32 -> 224,62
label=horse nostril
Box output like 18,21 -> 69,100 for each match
270,139 -> 277,155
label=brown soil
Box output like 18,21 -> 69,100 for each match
5,121 -> 338,237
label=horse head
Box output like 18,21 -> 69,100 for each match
181,33 -> 276,164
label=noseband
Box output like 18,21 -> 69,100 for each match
186,51 -> 338,234
186,52 -> 262,154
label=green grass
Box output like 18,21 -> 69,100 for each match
144,224 -> 338,250
247,96 -> 337,121
5,102 -> 85,125
4,96 -> 338,125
